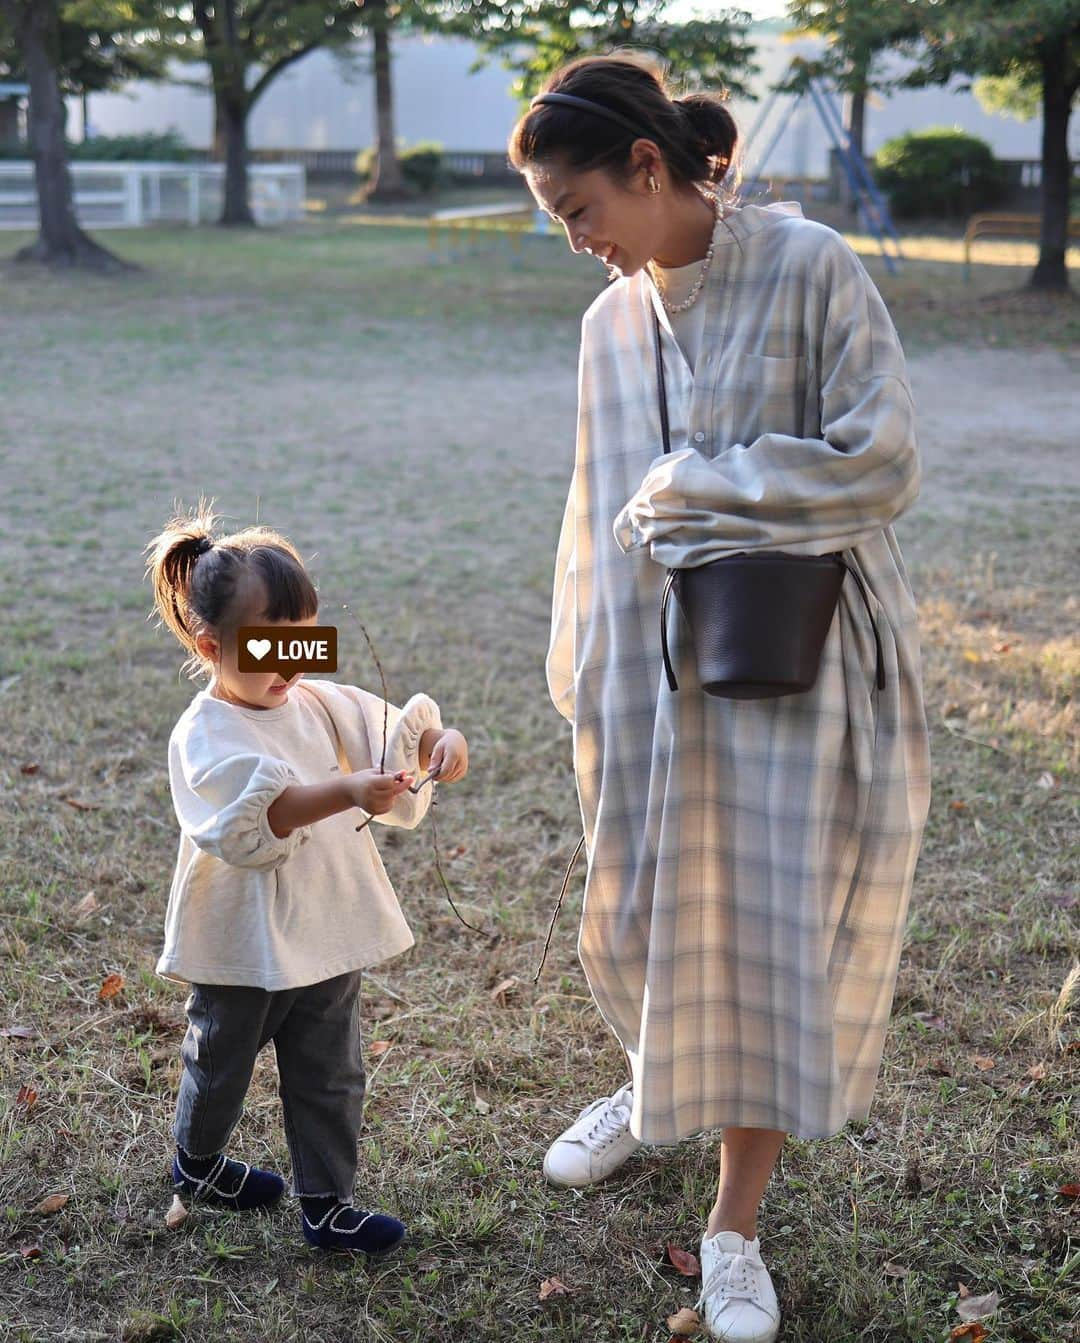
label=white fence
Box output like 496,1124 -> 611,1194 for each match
0,161 -> 306,230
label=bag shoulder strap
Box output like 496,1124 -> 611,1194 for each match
652,308 -> 671,456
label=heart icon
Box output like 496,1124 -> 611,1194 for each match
247,638 -> 272,662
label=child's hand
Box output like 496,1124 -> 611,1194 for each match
345,768 -> 414,815
426,728 -> 469,784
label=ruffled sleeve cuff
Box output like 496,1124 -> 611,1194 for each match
379,693 -> 442,829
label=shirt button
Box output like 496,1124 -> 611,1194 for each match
693,431 -> 706,443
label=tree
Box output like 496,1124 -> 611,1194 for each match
782,0 -> 925,210
455,0 -> 759,104
908,0 -> 1079,292
0,0 -> 167,269
170,3 -> 368,226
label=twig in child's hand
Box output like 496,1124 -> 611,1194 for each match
341,602 -> 389,773
533,835 -> 586,983
409,772 -> 438,795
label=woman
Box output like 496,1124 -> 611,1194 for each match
510,55 -> 931,1343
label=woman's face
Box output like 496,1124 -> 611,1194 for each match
525,147 -> 665,281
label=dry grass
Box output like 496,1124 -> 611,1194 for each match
0,222 -> 1076,1343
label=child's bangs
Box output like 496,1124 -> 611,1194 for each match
252,547 -> 320,623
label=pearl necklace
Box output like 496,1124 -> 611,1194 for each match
649,193 -> 721,316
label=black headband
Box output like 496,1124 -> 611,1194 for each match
530,92 -> 651,141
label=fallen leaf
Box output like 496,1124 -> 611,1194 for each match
1058,1183 -> 1080,1199
98,974 -> 124,1001
64,797 -> 101,812
1026,1062 -> 1047,1081
33,1193 -> 69,1215
950,800 -> 969,811
913,1011 -> 947,1032
367,1040 -> 393,1057
883,1261 -> 911,1278
666,1306 -> 703,1336
74,892 -> 99,919
19,1243 -> 42,1260
667,1244 -> 701,1277
474,1094 -> 491,1115
962,649 -> 981,664
972,1056 -> 996,1071
538,1276 -> 571,1300
956,1289 -> 1001,1322
165,1194 -> 189,1229
16,1084 -> 38,1109
20,762 -> 40,775
992,642 -> 1014,654
0,1025 -> 38,1040
489,977 -> 518,1006
949,1325 -> 988,1342
1036,772 -> 1057,790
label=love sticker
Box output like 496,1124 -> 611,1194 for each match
236,626 -> 338,674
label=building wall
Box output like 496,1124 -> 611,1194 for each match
78,29 -> 1076,170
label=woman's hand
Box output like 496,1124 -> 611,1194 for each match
344,768 -> 414,815
423,728 -> 469,784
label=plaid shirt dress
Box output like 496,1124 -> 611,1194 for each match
548,202 -> 931,1143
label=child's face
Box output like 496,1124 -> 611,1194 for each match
197,583 -> 317,711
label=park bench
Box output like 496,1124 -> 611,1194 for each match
963,211 -> 1080,281
427,200 -> 544,265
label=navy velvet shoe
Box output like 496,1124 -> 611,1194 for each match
300,1198 -> 407,1254
172,1148 -> 285,1211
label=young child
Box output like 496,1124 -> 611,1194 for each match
144,503 -> 468,1254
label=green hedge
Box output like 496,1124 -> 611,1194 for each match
873,127 -> 1006,220
354,141 -> 446,194
0,131 -> 192,161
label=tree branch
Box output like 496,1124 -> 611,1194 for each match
248,38 -> 321,106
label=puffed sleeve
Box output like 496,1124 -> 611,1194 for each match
322,683 -> 442,830
169,733 -> 312,871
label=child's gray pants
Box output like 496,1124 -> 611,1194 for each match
173,969 -> 365,1200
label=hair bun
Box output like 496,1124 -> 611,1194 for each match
674,93 -> 738,182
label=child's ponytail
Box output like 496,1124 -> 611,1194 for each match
144,498 -> 319,681
144,499 -> 221,676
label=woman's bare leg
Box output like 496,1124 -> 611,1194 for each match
706,1126 -> 787,1240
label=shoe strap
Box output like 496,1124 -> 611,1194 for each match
176,1152 -> 251,1202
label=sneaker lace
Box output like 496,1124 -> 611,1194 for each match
583,1095 -> 631,1151
695,1250 -> 762,1313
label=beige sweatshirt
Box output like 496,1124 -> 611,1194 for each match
156,678 -> 441,991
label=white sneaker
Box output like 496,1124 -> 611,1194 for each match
696,1230 -> 780,1343
542,1083 -> 641,1188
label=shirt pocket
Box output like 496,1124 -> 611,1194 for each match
712,353 -> 808,447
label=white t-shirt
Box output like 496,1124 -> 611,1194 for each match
654,258 -> 708,370
157,678 -> 441,991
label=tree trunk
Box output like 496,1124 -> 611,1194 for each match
219,92 -> 254,226
841,60 -> 868,218
1029,46 -> 1073,292
366,0 -> 408,202
6,0 -> 127,270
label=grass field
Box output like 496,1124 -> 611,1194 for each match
0,221 -> 1077,1343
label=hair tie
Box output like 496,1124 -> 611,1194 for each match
193,536 -> 213,557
